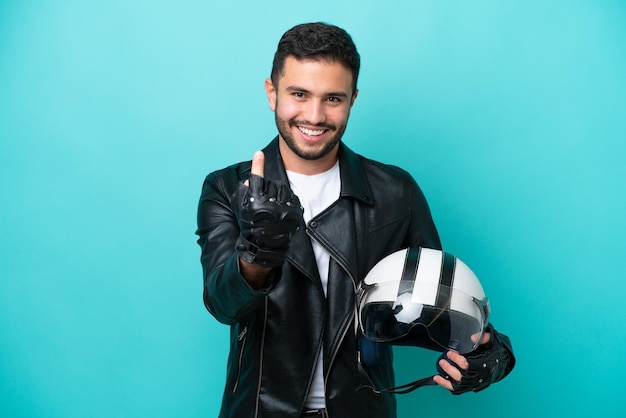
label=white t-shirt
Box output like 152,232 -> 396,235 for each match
286,160 -> 341,410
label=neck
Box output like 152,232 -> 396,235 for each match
279,139 -> 339,175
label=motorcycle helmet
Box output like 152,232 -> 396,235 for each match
357,247 -> 490,355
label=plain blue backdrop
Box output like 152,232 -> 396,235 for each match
1,1 -> 625,417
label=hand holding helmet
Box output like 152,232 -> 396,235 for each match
235,151 -> 303,268
435,326 -> 513,394
357,247 -> 514,395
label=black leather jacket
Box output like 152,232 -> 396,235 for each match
196,138 -> 442,417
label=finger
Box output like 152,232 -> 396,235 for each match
471,331 -> 491,346
244,151 -> 265,187
438,358 -> 463,382
251,151 -> 265,178
446,350 -> 469,371
433,374 -> 454,391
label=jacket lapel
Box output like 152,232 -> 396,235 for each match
305,144 -> 375,363
312,143 -> 373,283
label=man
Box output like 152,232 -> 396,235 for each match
196,22 -> 514,418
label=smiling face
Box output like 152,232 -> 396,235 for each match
265,56 -> 358,174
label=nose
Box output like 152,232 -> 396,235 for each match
303,99 -> 326,125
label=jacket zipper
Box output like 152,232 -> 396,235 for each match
325,252 -> 358,418
308,228 -> 359,418
232,323 -> 248,393
324,251 -> 357,372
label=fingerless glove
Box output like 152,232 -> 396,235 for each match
235,174 -> 303,268
437,326 -> 514,394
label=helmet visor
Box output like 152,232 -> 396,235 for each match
359,283 -> 489,354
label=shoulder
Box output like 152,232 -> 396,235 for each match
207,160 -> 251,183
201,159 -> 251,200
356,154 -> 420,200
341,143 -> 414,182
359,155 -> 415,183
355,153 -> 431,208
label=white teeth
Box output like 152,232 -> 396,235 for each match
299,127 -> 325,136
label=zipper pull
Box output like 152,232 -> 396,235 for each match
238,325 -> 248,341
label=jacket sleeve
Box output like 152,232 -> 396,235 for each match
196,169 -> 276,325
486,323 -> 516,382
404,173 -> 442,251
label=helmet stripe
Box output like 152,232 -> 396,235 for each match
398,247 -> 421,296
410,247 -> 441,305
435,252 -> 456,308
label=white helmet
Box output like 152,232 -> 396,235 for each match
357,247 -> 490,354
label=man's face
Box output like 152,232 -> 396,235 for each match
265,56 -> 358,173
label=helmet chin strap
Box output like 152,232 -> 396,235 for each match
356,336 -> 438,394
358,375 -> 437,395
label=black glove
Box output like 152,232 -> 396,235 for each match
436,329 -> 513,395
235,174 -> 303,268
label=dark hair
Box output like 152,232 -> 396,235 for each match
270,22 -> 360,93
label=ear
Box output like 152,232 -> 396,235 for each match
350,89 -> 359,108
264,78 -> 277,112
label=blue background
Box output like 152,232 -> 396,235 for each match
1,1 -> 625,416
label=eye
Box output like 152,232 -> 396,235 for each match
292,92 -> 306,99
327,96 -> 343,104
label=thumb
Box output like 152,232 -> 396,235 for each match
251,151 -> 265,178
471,331 -> 491,345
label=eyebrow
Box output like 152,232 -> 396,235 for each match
285,86 -> 350,98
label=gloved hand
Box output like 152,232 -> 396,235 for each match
235,172 -> 303,268
436,329 -> 512,394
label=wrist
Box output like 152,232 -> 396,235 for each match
239,258 -> 272,289
235,234 -> 288,268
